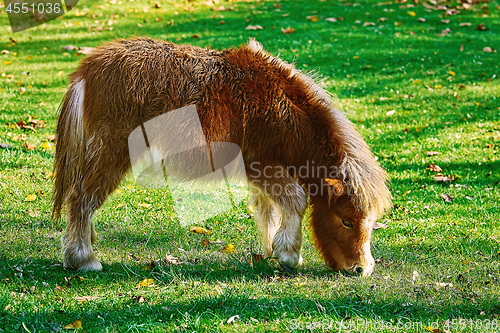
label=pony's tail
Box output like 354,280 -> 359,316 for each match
52,79 -> 86,221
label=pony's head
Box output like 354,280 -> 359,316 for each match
310,176 -> 390,277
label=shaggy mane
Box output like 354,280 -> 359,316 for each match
245,39 -> 392,218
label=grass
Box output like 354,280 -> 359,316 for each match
0,0 -> 499,331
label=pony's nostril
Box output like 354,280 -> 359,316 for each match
355,266 -> 363,275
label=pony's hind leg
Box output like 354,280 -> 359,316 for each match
62,140 -> 129,271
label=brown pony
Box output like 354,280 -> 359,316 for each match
52,38 -> 391,276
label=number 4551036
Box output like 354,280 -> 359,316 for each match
5,2 -> 62,14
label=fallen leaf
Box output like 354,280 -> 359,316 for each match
212,5 -> 225,11
386,110 -> 396,116
460,44 -> 464,51
459,22 -> 471,26
281,27 -> 295,34
24,143 -> 36,150
25,195 -> 37,202
441,19 -> 449,24
41,142 -> 52,149
448,70 -> 455,76
475,23 -> 487,31
428,163 -> 443,172
363,22 -> 376,26
0,143 -> 12,149
250,253 -> 264,268
408,11 -> 416,16
142,260 -> 155,271
163,255 -> 180,265
437,28 -> 451,36
227,315 -> 239,324
192,34 -> 200,39
441,193 -> 454,203
136,279 -> 154,288
378,17 -> 388,22
63,318 -> 82,329
74,296 -> 99,302
483,46 -> 495,52
307,15 -> 319,22
62,45 -> 78,51
435,282 -> 453,289
132,295 -> 146,303
201,238 -> 210,247
189,226 -> 212,235
46,134 -> 56,141
325,17 -> 337,22
426,151 -> 441,156
245,25 -> 263,30
417,17 -> 426,22
434,174 -> 455,182
221,243 -> 235,255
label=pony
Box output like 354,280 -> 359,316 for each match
52,37 -> 391,276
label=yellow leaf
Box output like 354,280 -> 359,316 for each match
41,142 -> 52,149
136,278 -> 154,288
189,226 -> 212,235
476,102 -> 481,106
63,318 -> 82,329
45,172 -> 54,179
435,85 -> 442,89
222,243 -> 235,255
353,56 -> 360,59
138,203 -> 152,208
408,11 -> 416,16
3,61 -> 12,65
17,81 -> 23,86
307,15 -> 319,22
448,70 -> 456,76
25,194 -> 37,202
413,79 -> 420,84
57,71 -> 64,76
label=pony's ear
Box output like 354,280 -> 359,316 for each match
325,178 -> 345,197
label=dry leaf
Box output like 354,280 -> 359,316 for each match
74,296 -> 99,302
25,194 -> 37,202
363,22 -> 376,26
189,226 -> 212,235
426,151 -> 440,156
437,28 -> 451,36
483,46 -> 495,52
163,255 -> 180,265
136,278 -> 154,288
428,163 -> 443,172
434,174 -> 455,182
250,253 -> 264,268
132,295 -> 145,303
281,27 -> 295,34
0,143 -> 12,149
441,193 -> 454,203
475,23 -> 487,31
227,315 -> 239,324
62,45 -> 78,51
221,243 -> 235,254
142,260 -> 155,271
212,5 -> 225,11
417,17 -> 426,22
459,22 -> 471,26
201,238 -> 210,247
307,15 -> 319,22
325,17 -> 337,22
46,134 -> 56,141
245,25 -> 263,30
63,318 -> 82,329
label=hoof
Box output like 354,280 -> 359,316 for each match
279,262 -> 296,273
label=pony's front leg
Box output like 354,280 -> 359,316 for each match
270,180 -> 307,271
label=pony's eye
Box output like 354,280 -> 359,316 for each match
341,219 -> 353,229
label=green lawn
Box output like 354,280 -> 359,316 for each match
0,0 -> 499,331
